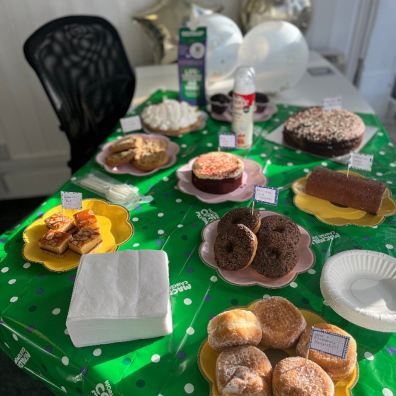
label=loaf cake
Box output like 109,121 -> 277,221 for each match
305,167 -> 386,214
192,152 -> 244,194
283,107 -> 365,156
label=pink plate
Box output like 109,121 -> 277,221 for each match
199,211 -> 315,288
176,158 -> 267,203
96,133 -> 179,176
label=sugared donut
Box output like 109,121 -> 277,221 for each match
272,357 -> 334,396
296,323 -> 357,382
208,309 -> 262,351
251,297 -> 306,349
216,345 -> 272,396
252,233 -> 298,278
259,215 -> 300,246
214,224 -> 258,271
218,208 -> 261,234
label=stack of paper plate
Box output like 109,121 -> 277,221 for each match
320,250 -> 396,332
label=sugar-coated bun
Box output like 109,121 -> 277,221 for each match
296,323 -> 357,382
272,357 -> 334,396
208,309 -> 262,351
216,345 -> 272,396
252,296 -> 306,349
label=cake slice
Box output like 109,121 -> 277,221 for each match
38,230 -> 72,254
68,228 -> 102,255
73,209 -> 99,230
44,212 -> 74,232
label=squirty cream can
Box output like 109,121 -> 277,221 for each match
231,66 -> 256,148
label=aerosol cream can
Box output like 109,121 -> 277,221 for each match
231,66 -> 256,148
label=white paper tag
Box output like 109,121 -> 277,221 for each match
254,186 -> 278,205
120,116 -> 142,133
219,133 -> 236,149
348,152 -> 373,172
309,327 -> 350,359
323,96 -> 342,111
61,191 -> 82,210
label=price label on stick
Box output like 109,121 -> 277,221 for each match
254,186 -> 278,205
348,152 -> 374,172
309,327 -> 350,359
219,133 -> 236,149
120,116 -> 142,133
323,96 -> 342,111
61,191 -> 82,210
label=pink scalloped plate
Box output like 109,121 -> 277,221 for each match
96,134 -> 179,176
199,211 -> 315,288
176,158 -> 266,203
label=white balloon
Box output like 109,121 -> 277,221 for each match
195,13 -> 243,81
238,21 -> 309,93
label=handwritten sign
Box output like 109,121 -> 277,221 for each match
348,152 -> 373,172
219,133 -> 236,149
120,116 -> 142,133
323,96 -> 342,111
254,186 -> 278,205
309,327 -> 350,359
61,191 -> 82,210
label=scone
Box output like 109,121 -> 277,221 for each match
216,346 -> 272,396
208,309 -> 262,351
38,230 -> 72,254
272,357 -> 334,396
251,296 -> 306,349
68,228 -> 102,255
73,209 -> 99,230
44,212 -> 74,232
296,323 -> 357,382
105,149 -> 135,167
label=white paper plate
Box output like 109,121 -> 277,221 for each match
320,250 -> 396,332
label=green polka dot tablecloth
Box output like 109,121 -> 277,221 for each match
0,90 -> 395,396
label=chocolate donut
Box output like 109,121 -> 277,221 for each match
214,224 -> 258,271
218,208 -> 261,234
252,233 -> 297,278
259,215 -> 300,246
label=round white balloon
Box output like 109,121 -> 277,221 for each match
195,14 -> 243,81
238,21 -> 309,93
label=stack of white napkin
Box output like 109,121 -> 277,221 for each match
66,250 -> 173,347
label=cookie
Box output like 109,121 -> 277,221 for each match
110,135 -> 144,153
105,149 -> 135,167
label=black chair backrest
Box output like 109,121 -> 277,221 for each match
24,15 -> 135,172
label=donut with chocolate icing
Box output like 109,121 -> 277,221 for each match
214,224 -> 257,271
272,357 -> 334,396
258,215 -> 300,246
252,233 -> 298,278
218,208 -> 261,234
216,345 -> 272,396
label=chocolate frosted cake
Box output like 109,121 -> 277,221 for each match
283,107 -> 365,157
192,152 -> 244,194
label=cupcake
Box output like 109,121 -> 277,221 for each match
209,94 -> 230,115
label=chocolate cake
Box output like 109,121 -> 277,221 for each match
192,152 -> 244,194
283,107 -> 365,157
305,167 -> 387,214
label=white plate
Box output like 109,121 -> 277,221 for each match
320,250 -> 396,332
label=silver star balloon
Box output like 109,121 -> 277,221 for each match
133,0 -> 222,64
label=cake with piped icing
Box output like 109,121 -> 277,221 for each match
283,107 -> 365,156
192,152 -> 244,194
141,99 -> 202,136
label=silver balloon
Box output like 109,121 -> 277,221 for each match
241,0 -> 312,33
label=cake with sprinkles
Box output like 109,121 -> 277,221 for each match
192,152 -> 244,194
283,107 -> 365,156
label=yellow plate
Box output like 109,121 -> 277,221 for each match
292,171 -> 396,226
23,199 -> 133,272
198,305 -> 359,396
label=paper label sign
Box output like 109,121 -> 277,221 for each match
61,191 -> 82,210
309,327 -> 350,359
348,152 -> 373,172
219,133 -> 236,149
120,116 -> 142,133
323,96 -> 342,111
254,186 -> 278,205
